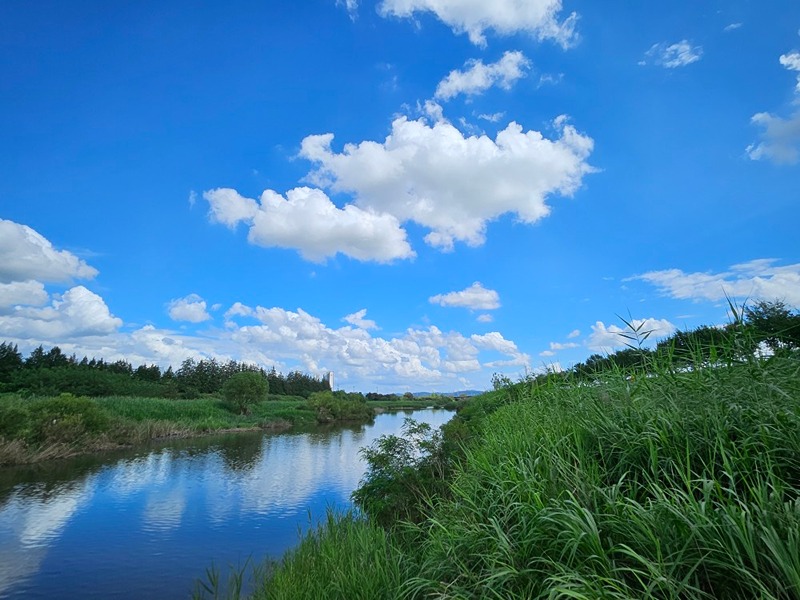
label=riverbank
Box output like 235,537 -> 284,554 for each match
245,353 -> 800,599
0,393 -> 459,466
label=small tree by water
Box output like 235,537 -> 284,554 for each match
222,372 -> 268,415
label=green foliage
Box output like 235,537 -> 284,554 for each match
307,391 -> 373,423
352,418 -> 449,527
222,372 -> 269,415
0,341 -> 328,400
0,402 -> 28,438
28,393 -> 109,444
745,299 -> 800,352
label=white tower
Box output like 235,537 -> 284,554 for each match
327,371 -> 335,390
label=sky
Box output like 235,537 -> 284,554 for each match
1,0 -> 799,393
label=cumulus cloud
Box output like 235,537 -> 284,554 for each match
631,259 -> 800,306
343,308 -> 378,330
642,40 -> 703,68
204,187 -> 414,263
435,51 -> 531,100
301,115 -> 594,251
2,290 -> 528,391
567,329 -> 580,338
222,304 -> 528,385
0,219 -> 98,284
746,51 -> 800,164
167,294 -> 212,323
477,313 -> 494,323
0,286 -> 122,339
429,282 -> 500,310
0,281 -> 48,310
588,318 -> 676,352
377,0 -> 578,47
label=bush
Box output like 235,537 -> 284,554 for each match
0,403 -> 29,438
307,391 -> 373,423
352,418 -> 448,527
222,372 -> 268,415
28,393 -> 109,444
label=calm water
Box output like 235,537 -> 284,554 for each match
0,409 -> 453,599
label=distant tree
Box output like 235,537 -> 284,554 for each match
0,342 -> 23,383
222,371 -> 269,415
744,300 -> 800,352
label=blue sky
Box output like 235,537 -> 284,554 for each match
1,0 -> 798,393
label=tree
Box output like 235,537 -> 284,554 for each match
744,300 -> 800,353
222,371 -> 268,414
0,342 -> 23,383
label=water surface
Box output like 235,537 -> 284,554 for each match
0,409 -> 453,599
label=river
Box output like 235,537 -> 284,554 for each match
0,408 -> 454,599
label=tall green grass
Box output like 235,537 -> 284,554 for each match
0,393 -> 319,465
250,352 -> 800,599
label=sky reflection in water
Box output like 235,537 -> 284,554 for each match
0,409 -> 453,599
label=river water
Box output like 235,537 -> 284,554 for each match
0,408 -> 453,599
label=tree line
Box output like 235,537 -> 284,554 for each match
568,299 -> 800,379
0,345 -> 330,399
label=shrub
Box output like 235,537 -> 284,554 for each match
28,393 -> 109,444
307,391 -> 373,423
0,403 -> 29,438
352,418 -> 448,527
222,372 -> 268,415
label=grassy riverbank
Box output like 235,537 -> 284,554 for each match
245,352 -> 800,599
0,393 -> 454,466
0,393 -> 305,465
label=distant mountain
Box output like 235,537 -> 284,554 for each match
412,389 -> 485,398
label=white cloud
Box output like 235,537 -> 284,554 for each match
204,187 -> 415,263
477,313 -> 494,323
0,281 -> 48,310
780,52 -> 800,98
471,332 -> 529,366
337,0 -> 358,19
167,294 -> 212,323
537,72 -> 564,87
588,318 -> 676,352
779,50 -> 800,89
746,111 -> 800,164
549,341 -> 579,351
724,23 -> 742,32
343,308 -> 378,330
378,0 -> 578,47
539,350 -> 555,357
642,40 -> 703,68
567,328 -> 580,338
301,115 -> 594,251
631,259 -> 800,306
746,51 -> 800,164
429,282 -> 500,310
1,288 -> 528,391
0,219 -> 98,284
221,306 -> 527,386
435,51 -> 531,100
0,286 -> 122,339
477,112 -> 504,123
